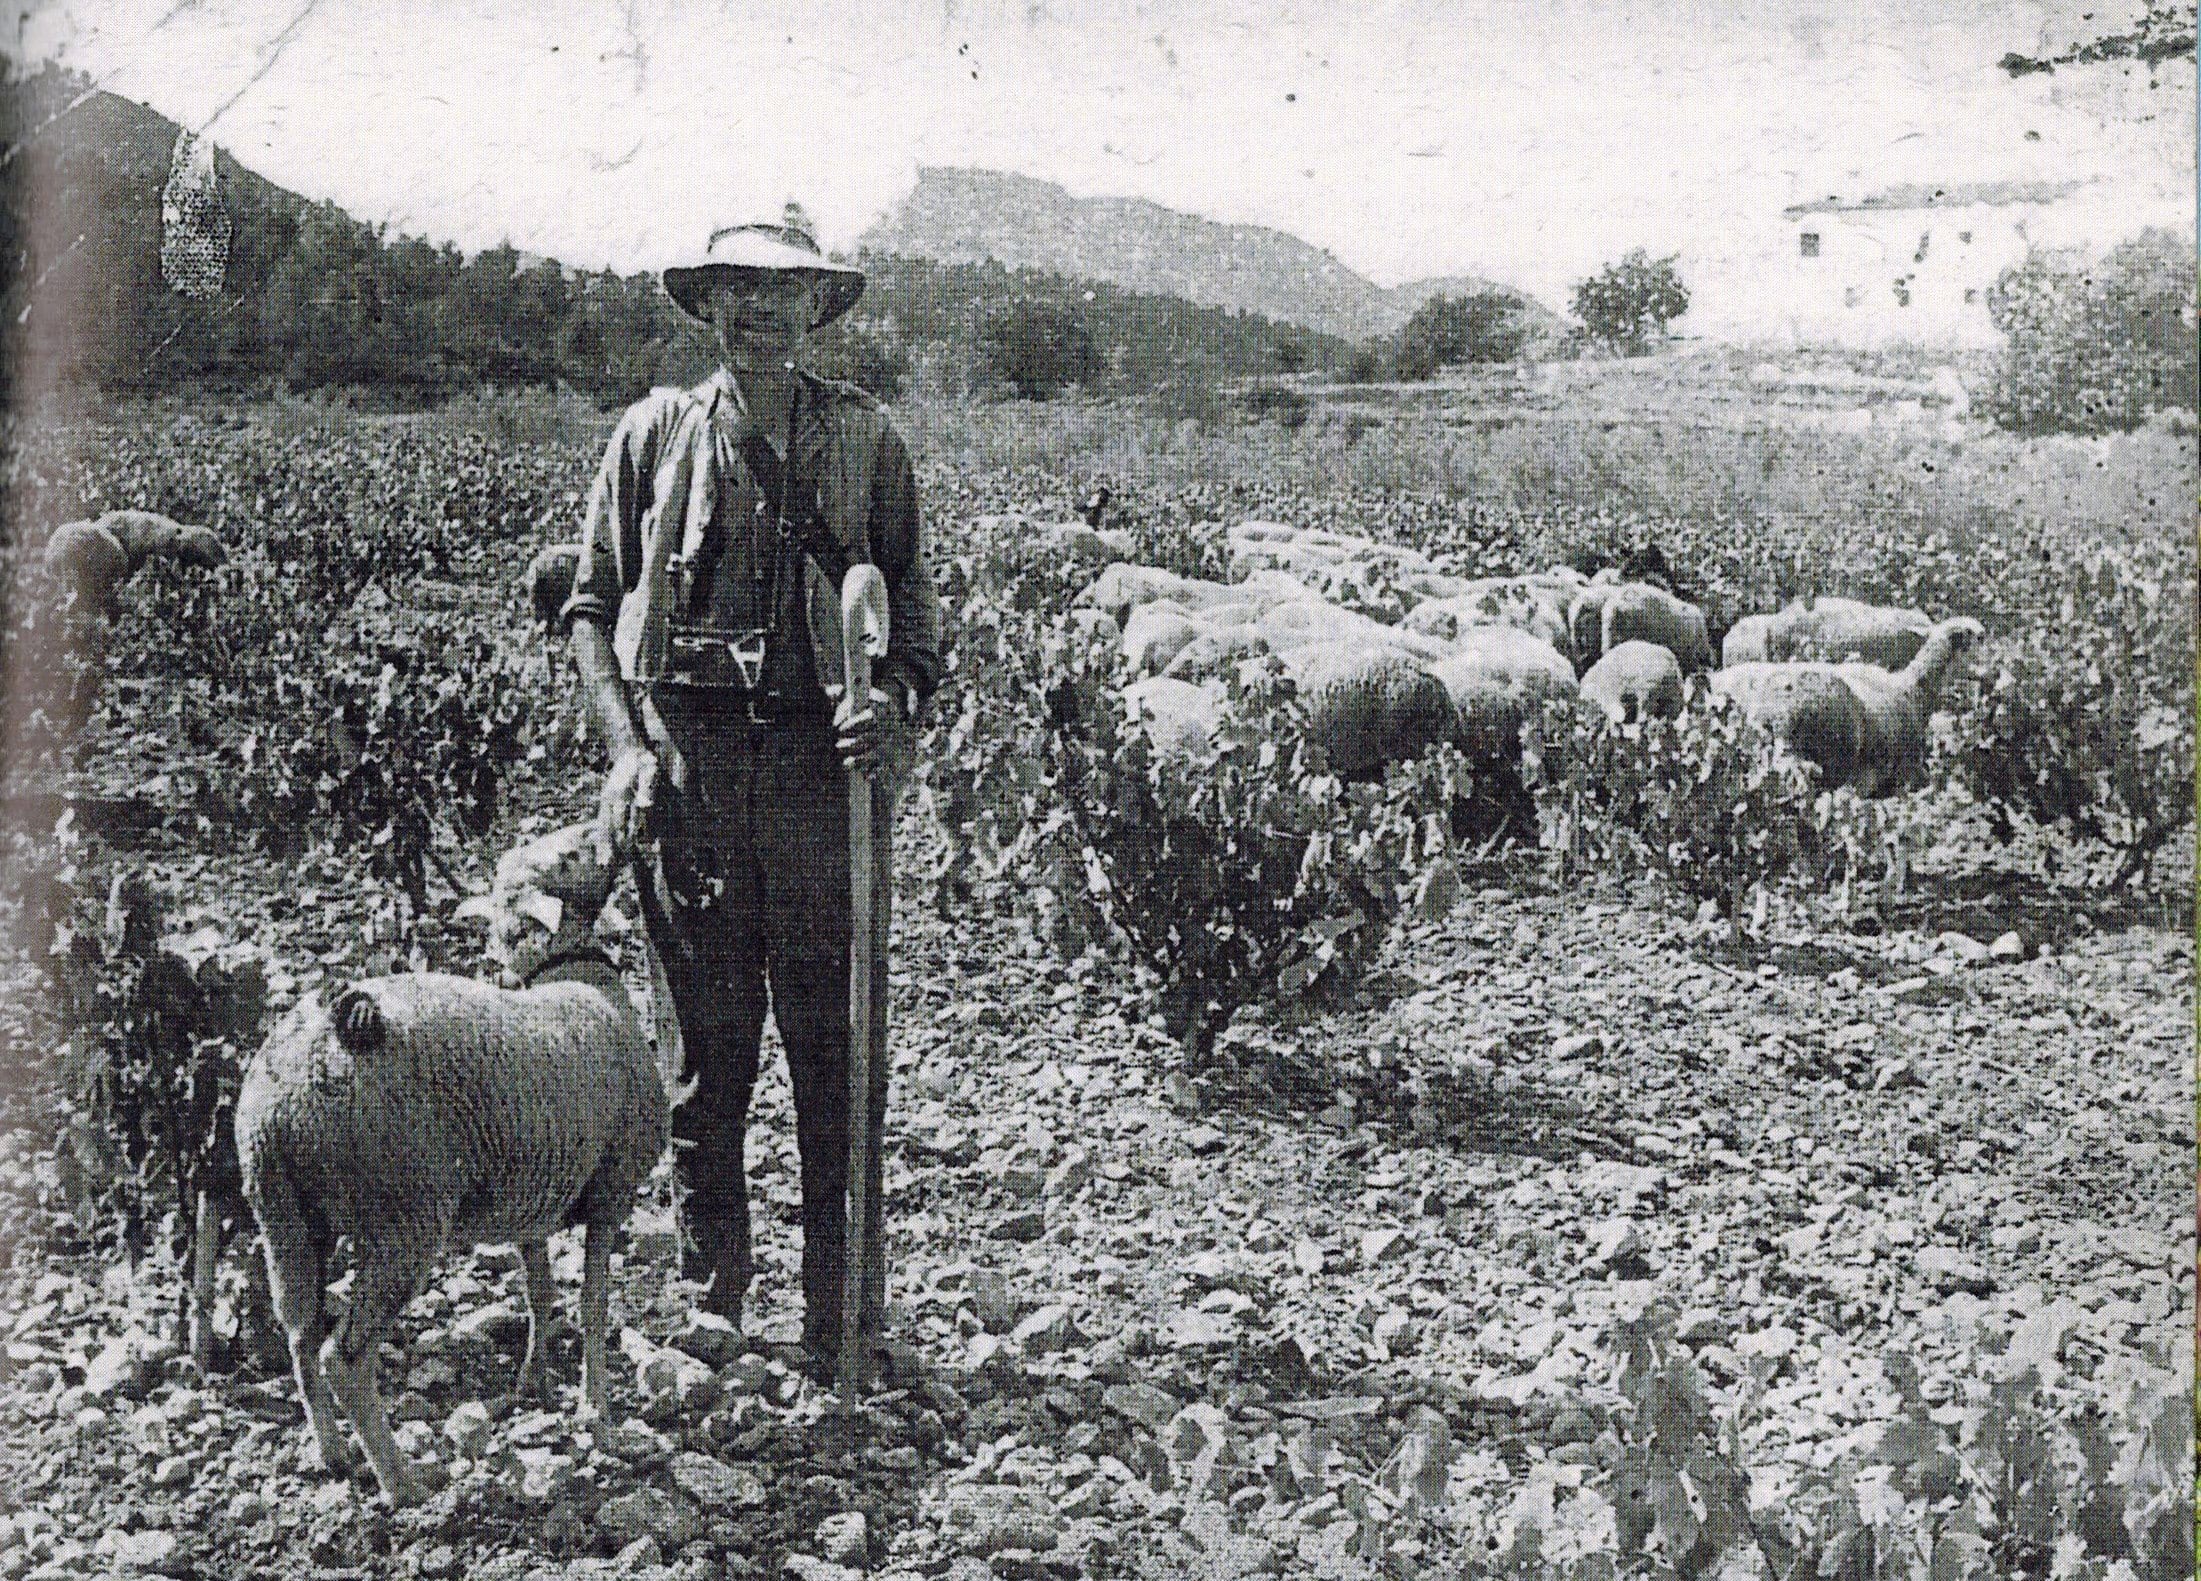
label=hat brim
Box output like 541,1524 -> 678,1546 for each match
663,264 -> 865,330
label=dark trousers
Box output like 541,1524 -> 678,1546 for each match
635,696 -> 888,1356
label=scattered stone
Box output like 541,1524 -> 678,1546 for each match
1044,1147 -> 1093,1198
443,1401 -> 491,1457
614,1537 -> 663,1570
675,1311 -> 744,1368
1359,1228 -> 1407,1265
595,1486 -> 704,1550
96,1529 -> 187,1575
1989,931 -> 2025,960
1166,1403 -> 1233,1494
1735,1326 -> 1799,1363
1010,1305 -> 1075,1354
227,1491 -> 267,1525
937,1484 -> 1062,1558
150,1454 -> 191,1489
992,1209 -> 1047,1244
1551,1032 -> 1603,1062
670,1450 -> 767,1509
1917,1247 -> 1995,1297
82,1332 -> 159,1401
1183,1125 -> 1225,1156
416,1543 -> 459,1578
451,1305 -> 528,1346
784,1559 -> 863,1581
817,1510 -> 868,1566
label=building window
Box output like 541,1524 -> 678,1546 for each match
1799,231 -> 1820,258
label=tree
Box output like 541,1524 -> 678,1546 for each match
1391,288 -> 1532,380
1571,250 -> 1689,354
1984,229 -> 2198,434
976,298 -> 1099,399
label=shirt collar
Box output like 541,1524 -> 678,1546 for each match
698,366 -> 807,458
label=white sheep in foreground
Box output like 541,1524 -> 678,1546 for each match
1123,674 -> 1223,764
1710,617 -> 1984,796
1162,624 -> 1271,683
1720,595 -> 1936,669
1580,640 -> 1684,723
1076,563 -> 1241,628
237,819 -> 670,1508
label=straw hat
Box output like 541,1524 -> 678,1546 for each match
662,223 -> 865,329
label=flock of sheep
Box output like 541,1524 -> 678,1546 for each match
1046,517 -> 1982,798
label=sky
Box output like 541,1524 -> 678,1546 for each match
14,0 -> 2195,304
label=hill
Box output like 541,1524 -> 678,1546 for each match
860,165 -> 1515,342
0,71 -> 1345,406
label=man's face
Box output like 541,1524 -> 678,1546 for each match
710,272 -> 818,373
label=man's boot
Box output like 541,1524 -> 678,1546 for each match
683,1214 -> 752,1326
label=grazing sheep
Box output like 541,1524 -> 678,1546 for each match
1123,675 -> 1222,764
1122,601 -> 1211,676
237,820 -> 670,1507
42,509 -> 227,613
1224,521 -> 1437,588
1724,595 -> 1936,669
1031,518 -> 1136,565
1280,642 -> 1454,780
1580,640 -> 1684,723
1596,583 -> 1713,673
1403,578 -> 1574,657
1424,626 -> 1580,762
1257,598 -> 1449,662
1711,618 -> 1984,795
1076,563 -> 1240,628
526,542 -> 582,628
1163,625 -> 1271,682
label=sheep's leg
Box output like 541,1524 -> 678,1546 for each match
258,1191 -> 350,1475
517,1238 -> 557,1404
578,1219 -> 614,1422
323,1244 -> 429,1508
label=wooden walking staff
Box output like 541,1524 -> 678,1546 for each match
837,565 -> 892,1398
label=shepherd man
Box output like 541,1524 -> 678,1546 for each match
558,221 -> 942,1380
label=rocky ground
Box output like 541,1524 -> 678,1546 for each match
0,742 -> 2190,1580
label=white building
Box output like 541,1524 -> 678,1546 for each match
1680,178 -> 2193,348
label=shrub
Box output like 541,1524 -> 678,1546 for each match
29,843 -> 266,1343
811,321 -> 912,401
1570,250 -> 1690,354
1391,289 -> 1533,380
919,571 -> 1462,1058
1522,685 -> 1823,925
1948,547 -> 2195,886
1240,384 -> 1312,430
977,299 -> 1101,400
1986,230 -> 2198,435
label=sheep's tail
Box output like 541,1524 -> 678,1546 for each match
330,986 -> 385,1056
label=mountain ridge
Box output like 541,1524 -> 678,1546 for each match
860,166 -> 1515,342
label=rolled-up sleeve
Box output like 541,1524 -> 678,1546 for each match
560,399 -> 662,633
869,422 -> 944,704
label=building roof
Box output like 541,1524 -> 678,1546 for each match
1783,178 -> 2089,217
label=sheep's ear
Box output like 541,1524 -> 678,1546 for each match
452,893 -> 498,925
518,891 -> 565,935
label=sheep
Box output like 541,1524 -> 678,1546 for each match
1030,518 -> 1136,565
1076,563 -> 1241,628
1123,675 -> 1222,765
1580,640 -> 1684,723
1163,625 -> 1271,683
1710,618 -> 1984,795
1257,598 -> 1449,662
1721,595 -> 1936,670
526,541 -> 582,628
237,819 -> 670,1507
1595,583 -> 1713,673
1279,642 -> 1455,780
1122,601 -> 1212,676
1424,626 -> 1580,763
1403,579 -> 1574,658
42,509 -> 227,614
1079,485 -> 1112,529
